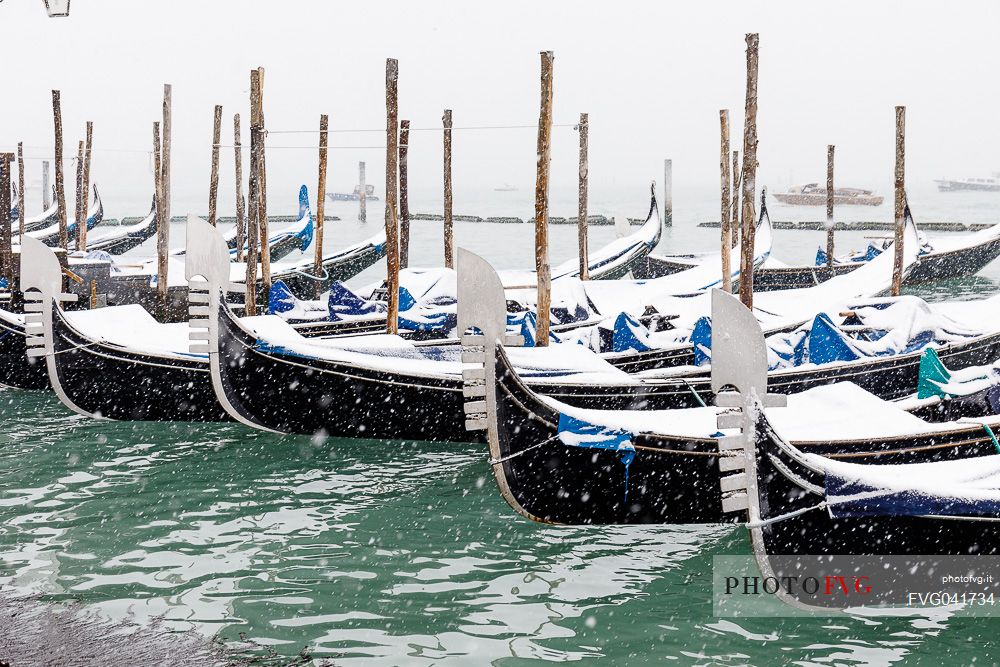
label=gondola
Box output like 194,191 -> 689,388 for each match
83,197 -> 158,255
9,196 -> 59,234
635,203 -> 1000,288
15,184 -> 104,248
18,235 -> 228,421
0,309 -> 49,390
472,289 -> 1000,526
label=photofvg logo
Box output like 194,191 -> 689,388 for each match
713,556 -> 1000,617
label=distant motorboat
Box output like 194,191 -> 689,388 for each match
772,183 -> 883,206
327,184 -> 379,202
493,183 -> 518,192
935,175 -> 1000,192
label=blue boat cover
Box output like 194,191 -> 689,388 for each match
327,282 -> 382,321
805,312 -> 862,365
557,413 -> 636,502
268,280 -> 297,314
515,311 -> 560,347
612,312 -> 654,353
917,347 -> 952,400
690,316 -> 712,366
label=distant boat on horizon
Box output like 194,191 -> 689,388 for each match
493,183 -> 518,192
935,175 -> 1000,192
772,183 -> 884,207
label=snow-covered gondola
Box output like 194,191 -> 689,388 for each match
83,197 -> 158,255
18,235 -> 228,421
637,202 -> 1000,288
10,197 -> 59,234
15,184 -> 104,248
470,289 -> 1000,525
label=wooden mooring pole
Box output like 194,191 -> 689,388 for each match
254,67 -> 270,294
42,160 -> 51,210
80,121 -> 93,249
152,121 -> 164,304
158,85 -> 172,310
52,90 -> 68,250
719,109 -> 732,293
534,51 -> 555,346
246,71 -> 262,315
315,113 -> 329,297
208,105 -> 222,226
233,113 -> 246,261
16,143 -> 26,239
891,106 -> 906,297
0,154 -> 13,284
384,59 -> 400,335
399,119 -> 411,268
358,161 -> 367,222
731,149 -> 740,247
738,33 -> 760,310
663,158 -> 673,226
74,140 -> 84,250
826,144 -> 835,266
443,109 -> 454,268
577,112 -> 589,280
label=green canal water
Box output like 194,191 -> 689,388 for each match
5,212 -> 1000,663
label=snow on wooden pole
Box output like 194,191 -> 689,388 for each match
233,113 -> 246,261
891,106 -> 906,297
41,160 -> 51,210
719,109 -> 732,293
534,50 -> 555,347
315,113 -> 329,296
16,144 -> 25,240
384,58 -> 400,335
208,105 -> 222,226
255,67 -> 270,294
0,154 -> 12,283
51,90 -> 69,250
152,121 -> 167,305
246,70 -> 262,315
358,161 -> 367,222
443,109 -> 454,268
663,158 -> 673,227
731,149 -> 740,247
826,144 -> 835,267
577,112 -> 589,280
738,33 -> 759,310
159,84 -> 172,309
399,119 -> 411,268
80,121 -> 93,250
74,140 -> 84,250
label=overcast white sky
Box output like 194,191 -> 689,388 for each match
3,0 -> 1000,215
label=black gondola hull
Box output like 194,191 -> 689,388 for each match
0,315 -> 49,390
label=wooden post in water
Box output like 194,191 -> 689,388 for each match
443,109 -> 454,268
663,158 -> 673,226
17,143 -> 26,239
208,105 -> 222,226
384,58 -> 400,335
534,51 -> 555,346
891,106 -> 906,297
42,160 -> 51,210
399,119 -> 411,268
719,110 -> 732,293
0,154 -> 12,284
731,149 -> 740,247
74,140 -> 84,250
246,71 -> 262,315
577,112 -> 589,279
358,161 -> 367,222
233,113 -> 246,261
152,122 -> 165,305
80,121 -> 93,249
52,90 -> 69,250
157,86 -> 172,310
315,113 -> 329,297
255,67 -> 270,294
825,144 -> 835,267
738,33 -> 760,310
